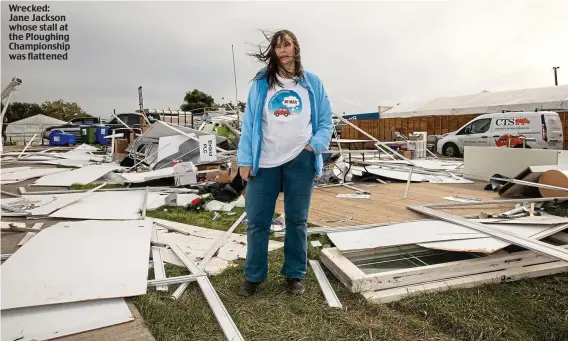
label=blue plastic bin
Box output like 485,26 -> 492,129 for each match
49,131 -> 76,146
95,126 -> 109,145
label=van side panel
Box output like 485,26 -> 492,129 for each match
543,113 -> 563,150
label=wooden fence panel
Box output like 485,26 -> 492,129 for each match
340,112 -> 568,149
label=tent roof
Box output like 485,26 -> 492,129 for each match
7,114 -> 66,126
382,84 -> 568,118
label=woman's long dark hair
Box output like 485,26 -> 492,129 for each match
249,30 -> 305,89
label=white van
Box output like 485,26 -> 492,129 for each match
436,111 -> 564,157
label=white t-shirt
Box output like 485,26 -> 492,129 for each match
259,74 -> 312,168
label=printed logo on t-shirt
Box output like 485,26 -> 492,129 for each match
267,90 -> 303,118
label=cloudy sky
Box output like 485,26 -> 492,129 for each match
2,0 -> 567,119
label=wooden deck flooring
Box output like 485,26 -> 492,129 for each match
275,181 -> 514,227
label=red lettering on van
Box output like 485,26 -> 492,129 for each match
515,118 -> 530,125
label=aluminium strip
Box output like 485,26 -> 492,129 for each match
309,260 -> 343,308
152,221 -> 192,236
151,246 -> 168,292
1,190 -> 21,197
423,196 -> 568,208
171,244 -> 244,341
171,212 -> 247,300
19,187 -> 198,195
492,177 -> 568,192
274,221 -> 428,237
147,274 -> 204,287
18,222 -> 43,246
408,205 -> 568,262
141,187 -> 149,219
17,133 -> 37,159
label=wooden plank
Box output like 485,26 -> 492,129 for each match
275,182 -> 508,227
363,261 -> 568,304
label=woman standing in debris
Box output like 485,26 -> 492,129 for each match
236,30 -> 333,296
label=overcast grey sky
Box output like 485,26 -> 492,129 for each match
2,0 -> 567,118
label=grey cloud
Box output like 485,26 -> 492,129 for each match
2,0 -> 567,119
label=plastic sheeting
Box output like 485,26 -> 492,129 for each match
382,84 -> 568,118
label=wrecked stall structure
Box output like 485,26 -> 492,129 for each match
314,193 -> 568,304
0,118 -> 268,340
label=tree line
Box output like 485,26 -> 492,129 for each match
1,100 -> 90,124
2,89 -> 245,125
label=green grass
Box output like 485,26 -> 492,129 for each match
135,252 -> 453,341
69,183 -> 125,190
392,273 -> 568,341
135,207 -> 568,341
146,206 -> 248,234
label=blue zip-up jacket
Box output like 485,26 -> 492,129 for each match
237,70 -> 333,177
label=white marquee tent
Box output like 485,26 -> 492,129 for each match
382,84 -> 568,118
5,114 -> 66,145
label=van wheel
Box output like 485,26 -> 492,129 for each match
442,143 -> 460,157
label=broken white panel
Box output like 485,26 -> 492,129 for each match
0,166 -> 31,175
148,217 -> 283,274
0,168 -> 70,182
157,135 -> 190,162
161,249 -> 232,275
60,149 -> 105,162
119,168 -> 175,183
1,220 -> 153,310
328,220 -> 487,251
311,240 -> 323,247
49,191 -> 167,220
1,298 -> 133,341
350,165 -> 472,184
463,146 -> 568,181
32,164 -> 124,187
21,158 -> 94,167
74,144 -> 100,152
173,161 -> 198,186
419,223 -> 568,253
372,159 -> 463,171
1,195 -> 61,213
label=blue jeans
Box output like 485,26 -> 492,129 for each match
244,149 -> 315,282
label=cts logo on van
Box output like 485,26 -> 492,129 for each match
495,118 -> 531,126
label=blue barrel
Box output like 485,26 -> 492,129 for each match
49,131 -> 76,146
95,126 -> 109,145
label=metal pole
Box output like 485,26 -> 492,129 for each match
404,166 -> 413,199
553,66 -> 560,86
232,45 -> 239,129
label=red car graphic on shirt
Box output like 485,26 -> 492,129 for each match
274,107 -> 291,117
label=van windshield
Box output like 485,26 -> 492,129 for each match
463,118 -> 491,134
